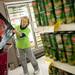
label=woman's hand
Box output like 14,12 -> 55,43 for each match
12,29 -> 21,36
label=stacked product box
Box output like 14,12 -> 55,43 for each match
41,33 -> 51,56
44,0 -> 55,25
32,1 -> 41,26
69,0 -> 75,22
41,31 -> 75,65
48,33 -> 59,60
63,0 -> 73,24
38,0 -> 48,26
55,32 -> 66,62
53,0 -> 65,23
61,31 -> 75,65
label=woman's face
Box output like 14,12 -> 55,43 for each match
21,17 -> 29,27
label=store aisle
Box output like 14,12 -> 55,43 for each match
8,56 -> 49,75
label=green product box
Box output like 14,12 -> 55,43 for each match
62,32 -> 75,65
63,0 -> 71,5
53,0 -> 62,9
56,34 -> 66,62
32,1 -> 41,26
70,33 -> 75,65
50,10 -> 56,25
44,46 -> 51,56
63,34 -> 72,51
48,33 -> 56,58
55,8 -> 65,23
46,10 -> 55,25
35,14 -> 41,26
51,48 -> 57,60
37,0 -> 45,12
49,33 -> 59,60
63,0 -> 73,24
71,34 -> 75,51
71,10 -> 75,22
49,34 -> 56,48
32,1 -> 39,15
44,0 -> 52,11
56,34 -> 63,50
46,11 -> 51,25
43,0 -> 53,26
74,2 -> 75,21
66,51 -> 72,64
70,1 -> 75,22
66,51 -> 75,65
59,50 -> 66,62
40,12 -> 48,26
41,33 -> 51,56
64,6 -> 73,24
41,34 -> 49,47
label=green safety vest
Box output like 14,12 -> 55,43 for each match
15,25 -> 31,49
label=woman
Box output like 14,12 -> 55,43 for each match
13,17 -> 39,75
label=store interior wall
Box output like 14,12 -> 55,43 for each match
0,1 -> 7,18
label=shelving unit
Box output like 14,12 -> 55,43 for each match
52,61 -> 75,74
36,23 -> 75,75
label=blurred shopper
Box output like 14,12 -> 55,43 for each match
13,17 -> 39,75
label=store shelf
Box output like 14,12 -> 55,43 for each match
52,61 -> 75,74
35,26 -> 54,34
35,23 -> 75,34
